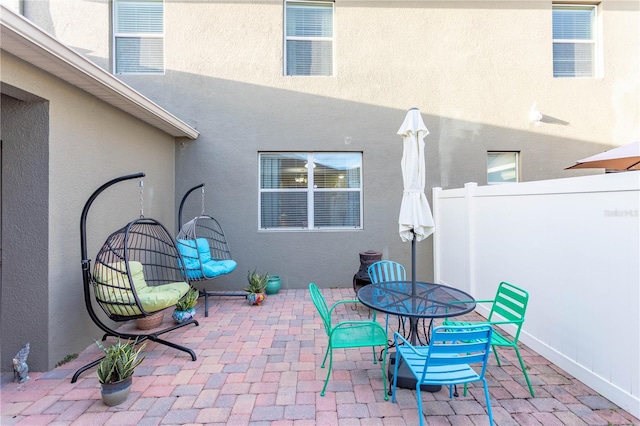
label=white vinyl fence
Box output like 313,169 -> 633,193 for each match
432,172 -> 640,418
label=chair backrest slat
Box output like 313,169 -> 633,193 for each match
309,283 -> 332,335
419,325 -> 492,381
368,260 -> 407,284
488,282 -> 528,322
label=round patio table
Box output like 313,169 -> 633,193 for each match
357,281 -> 476,392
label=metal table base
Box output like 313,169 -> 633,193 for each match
387,351 -> 441,394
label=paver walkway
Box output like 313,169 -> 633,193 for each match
1,288 -> 638,425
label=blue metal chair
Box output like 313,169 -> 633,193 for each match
391,325 -> 494,426
308,283 -> 389,400
367,260 -> 407,338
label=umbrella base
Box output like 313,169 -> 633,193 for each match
387,352 -> 442,394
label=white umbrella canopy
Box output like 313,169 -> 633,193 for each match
566,141 -> 640,171
398,108 -> 435,242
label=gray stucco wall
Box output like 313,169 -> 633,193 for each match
1,91 -> 50,374
1,51 -> 179,371
16,1 -> 640,292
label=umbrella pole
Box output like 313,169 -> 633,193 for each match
411,229 -> 417,345
411,230 -> 416,295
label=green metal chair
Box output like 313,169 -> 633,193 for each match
308,283 -> 389,400
391,325 -> 495,426
444,281 -> 533,396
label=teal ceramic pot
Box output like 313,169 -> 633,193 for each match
265,275 -> 281,295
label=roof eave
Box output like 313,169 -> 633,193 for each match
0,4 -> 199,140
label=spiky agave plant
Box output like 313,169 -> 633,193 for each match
245,269 -> 269,294
175,287 -> 199,311
96,339 -> 146,384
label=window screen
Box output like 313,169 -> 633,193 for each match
285,1 -> 334,76
259,153 -> 362,230
487,152 -> 519,184
552,5 -> 597,78
114,0 -> 164,74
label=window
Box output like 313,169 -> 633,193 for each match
114,0 -> 164,74
259,153 -> 362,230
487,152 -> 519,184
284,1 -> 334,76
552,4 -> 598,78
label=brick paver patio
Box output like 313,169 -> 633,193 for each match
2,288 -> 638,425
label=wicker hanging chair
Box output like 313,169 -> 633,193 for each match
176,184 -> 242,317
72,173 -> 199,383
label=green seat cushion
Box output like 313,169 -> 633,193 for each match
94,261 -> 190,317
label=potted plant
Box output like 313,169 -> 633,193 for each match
172,287 -> 199,323
245,269 -> 268,305
96,339 -> 146,406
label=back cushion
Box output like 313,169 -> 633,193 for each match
195,238 -> 212,262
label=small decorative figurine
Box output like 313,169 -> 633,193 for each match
12,343 -> 30,383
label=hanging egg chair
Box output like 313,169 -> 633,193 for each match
72,173 -> 199,383
177,184 -> 242,317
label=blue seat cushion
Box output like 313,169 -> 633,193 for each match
177,238 -> 236,280
197,259 -> 237,280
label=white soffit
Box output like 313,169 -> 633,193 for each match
0,4 -> 199,140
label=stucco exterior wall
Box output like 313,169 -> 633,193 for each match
0,90 -> 49,375
18,1 -> 640,293
1,51 -> 178,371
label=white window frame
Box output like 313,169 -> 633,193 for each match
113,0 -> 165,75
284,0 -> 335,76
552,4 -> 600,78
487,151 -> 519,185
259,152 -> 362,231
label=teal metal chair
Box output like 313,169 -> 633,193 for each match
367,260 -> 407,338
444,281 -> 533,396
308,283 -> 389,400
391,325 -> 494,426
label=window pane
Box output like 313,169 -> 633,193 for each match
261,192 -> 308,228
260,153 -> 308,189
313,153 -> 361,189
553,7 -> 593,40
286,3 -> 333,37
115,37 -> 163,74
314,191 -> 361,228
116,0 -> 163,34
553,43 -> 594,78
259,152 -> 362,230
552,5 -> 595,78
286,40 -> 333,76
487,152 -> 518,184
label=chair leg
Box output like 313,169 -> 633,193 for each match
379,345 -> 388,401
416,382 -> 425,426
321,347 -> 333,397
321,346 -> 330,368
391,350 -> 400,403
513,345 -> 535,397
492,345 -> 501,366
482,378 -> 494,425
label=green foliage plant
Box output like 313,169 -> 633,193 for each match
176,287 -> 199,311
96,339 -> 146,384
245,269 -> 269,294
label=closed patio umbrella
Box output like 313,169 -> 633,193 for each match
565,141 -> 640,171
397,108 -> 435,304
398,108 -> 435,243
